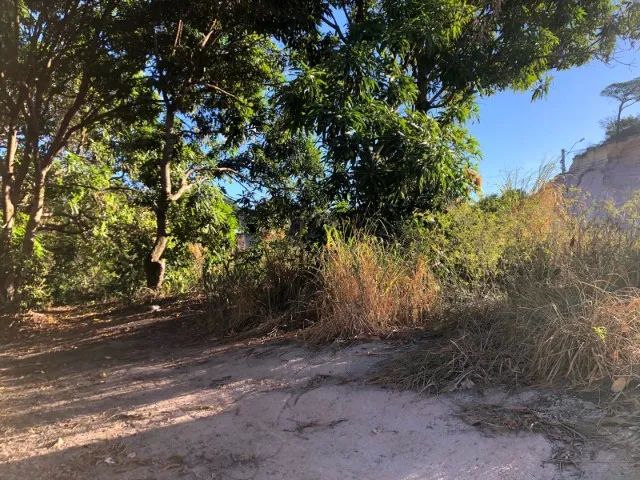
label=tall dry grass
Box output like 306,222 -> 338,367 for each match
377,186 -> 640,391
204,239 -> 315,335
305,229 -> 439,342
529,287 -> 640,387
204,228 -> 440,341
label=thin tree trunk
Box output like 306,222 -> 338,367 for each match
354,0 -> 366,22
1,4 -> 20,306
616,101 -> 626,136
145,106 -> 176,290
21,163 -> 49,258
1,127 -> 18,304
8,157 -> 49,306
414,55 -> 430,114
146,207 -> 169,289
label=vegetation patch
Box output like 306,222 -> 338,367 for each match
305,229 -> 439,343
204,183 -> 640,394
374,186 -> 640,392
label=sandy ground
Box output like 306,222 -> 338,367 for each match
0,301 -> 638,480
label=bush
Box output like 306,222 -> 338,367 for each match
404,185 -> 564,291
203,237 -> 315,335
204,228 -> 440,341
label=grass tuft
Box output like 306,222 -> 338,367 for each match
305,229 -> 439,343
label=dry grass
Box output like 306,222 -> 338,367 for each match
458,404 -> 587,441
204,241 -> 314,335
205,230 -> 440,342
371,300 -> 523,393
376,286 -> 640,394
376,186 -> 640,393
458,403 -> 592,471
375,283 -> 640,394
305,230 -> 439,343
530,287 -> 640,387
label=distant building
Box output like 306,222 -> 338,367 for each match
560,135 -> 640,209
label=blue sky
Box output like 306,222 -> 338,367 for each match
471,44 -> 640,194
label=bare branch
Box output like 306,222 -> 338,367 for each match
204,83 -> 245,103
322,12 -> 347,43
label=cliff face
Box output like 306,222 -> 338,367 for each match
562,135 -> 640,208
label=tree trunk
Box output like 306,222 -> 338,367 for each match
1,128 -> 18,304
7,155 -> 49,307
414,57 -> 431,114
145,106 -> 176,290
0,0 -> 21,307
616,102 -> 624,136
21,165 -> 49,259
146,209 -> 169,290
354,0 -> 366,22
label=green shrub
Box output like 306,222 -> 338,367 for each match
203,237 -> 316,335
404,185 -> 564,291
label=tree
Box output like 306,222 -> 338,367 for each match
383,0 -> 637,114
601,77 -> 640,137
31,145 -> 156,304
0,0 -> 329,303
113,117 -> 241,290
275,0 -> 636,229
121,0 -> 287,289
233,128 -> 330,243
12,123 -> 238,305
0,0 -> 144,305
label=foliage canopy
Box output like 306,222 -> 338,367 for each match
0,0 -> 638,306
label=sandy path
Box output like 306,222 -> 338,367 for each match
0,302 -> 637,479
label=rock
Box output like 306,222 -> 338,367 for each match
48,437 -> 64,449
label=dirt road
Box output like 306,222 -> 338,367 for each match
0,301 -> 637,479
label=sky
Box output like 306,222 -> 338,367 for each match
470,44 -> 640,194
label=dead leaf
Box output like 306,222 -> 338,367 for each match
612,376 -> 630,393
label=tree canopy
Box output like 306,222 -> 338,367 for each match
601,76 -> 640,139
1,0 -> 639,307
